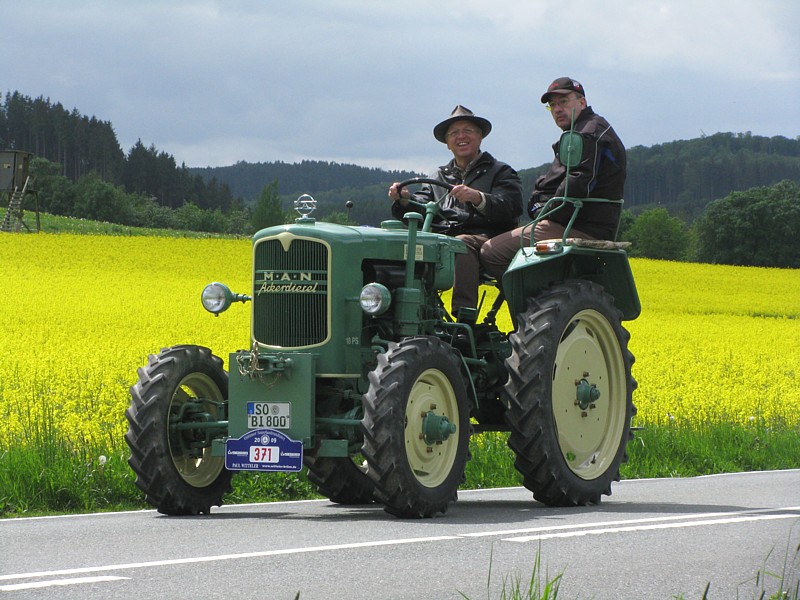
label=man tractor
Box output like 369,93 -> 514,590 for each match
126,129 -> 640,518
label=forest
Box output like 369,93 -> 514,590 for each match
2,90 -> 800,266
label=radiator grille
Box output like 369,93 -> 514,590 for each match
253,237 -> 329,347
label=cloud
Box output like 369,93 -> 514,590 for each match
2,0 -> 799,175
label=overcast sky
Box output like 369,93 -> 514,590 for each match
3,1 -> 799,176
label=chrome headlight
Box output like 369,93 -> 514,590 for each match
359,283 -> 391,315
201,282 -> 233,314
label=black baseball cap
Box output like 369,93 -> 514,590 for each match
541,77 -> 585,103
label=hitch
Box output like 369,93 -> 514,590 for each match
236,342 -> 294,380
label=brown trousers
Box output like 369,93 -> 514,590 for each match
451,233 -> 490,315
480,220 -> 595,281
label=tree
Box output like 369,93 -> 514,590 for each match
324,211 -> 356,225
73,173 -> 133,224
616,208 -> 635,241
251,180 -> 285,230
623,207 -> 689,260
693,180 -> 800,267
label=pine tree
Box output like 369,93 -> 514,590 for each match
251,180 -> 285,230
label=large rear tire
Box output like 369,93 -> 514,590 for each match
362,337 -> 471,518
126,345 -> 233,515
505,280 -> 636,506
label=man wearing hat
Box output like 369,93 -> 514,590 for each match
388,105 -> 522,321
480,77 -> 627,281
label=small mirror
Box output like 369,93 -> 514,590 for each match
558,131 -> 583,168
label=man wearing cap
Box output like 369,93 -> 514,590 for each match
388,105 -> 522,321
480,77 -> 626,281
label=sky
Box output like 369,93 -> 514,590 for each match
3,1 -> 799,176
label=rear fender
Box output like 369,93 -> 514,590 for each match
501,244 -> 641,321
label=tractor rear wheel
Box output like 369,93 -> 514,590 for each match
126,345 -> 232,515
505,280 -> 636,506
362,336 -> 471,518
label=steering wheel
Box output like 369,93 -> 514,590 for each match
395,177 -> 454,199
392,177 -> 454,232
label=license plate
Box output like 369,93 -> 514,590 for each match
225,429 -> 303,472
247,402 -> 291,429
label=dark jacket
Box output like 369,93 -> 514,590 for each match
392,151 -> 523,237
530,107 -> 626,239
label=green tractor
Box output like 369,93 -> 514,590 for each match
125,130 -> 640,518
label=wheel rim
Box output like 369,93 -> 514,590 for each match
551,309 -> 626,480
404,368 -> 460,488
168,372 -> 225,487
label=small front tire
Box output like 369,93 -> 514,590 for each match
126,345 -> 233,515
362,337 -> 472,518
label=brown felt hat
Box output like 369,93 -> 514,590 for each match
433,105 -> 492,143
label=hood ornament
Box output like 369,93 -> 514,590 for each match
294,194 -> 316,218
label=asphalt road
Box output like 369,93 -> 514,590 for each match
2,470 -> 799,599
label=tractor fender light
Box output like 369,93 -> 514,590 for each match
360,283 -> 392,315
534,241 -> 564,254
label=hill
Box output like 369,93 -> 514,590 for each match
191,132 -> 800,224
3,90 -> 799,228
189,160 -> 422,199
623,132 -> 800,218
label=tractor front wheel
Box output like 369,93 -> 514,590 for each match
362,336 -> 471,518
126,345 -> 232,515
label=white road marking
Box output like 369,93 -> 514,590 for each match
0,536 -> 460,582
503,512 -> 800,542
2,507 -> 798,584
0,576 -> 128,591
459,506 -> 800,539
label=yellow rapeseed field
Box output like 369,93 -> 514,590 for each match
1,233 -> 798,454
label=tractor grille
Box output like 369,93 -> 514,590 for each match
253,237 -> 329,347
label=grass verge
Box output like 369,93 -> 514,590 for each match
1,421 -> 798,518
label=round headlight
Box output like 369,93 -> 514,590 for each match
201,282 -> 232,314
359,283 -> 391,315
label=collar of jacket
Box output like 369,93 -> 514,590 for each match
561,106 -> 595,131
440,151 -> 493,179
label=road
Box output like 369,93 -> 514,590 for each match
1,470 -> 799,599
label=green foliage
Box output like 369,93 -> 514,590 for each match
621,422 -> 800,479
3,420 -> 797,517
191,159 -> 423,200
459,548 -> 563,600
2,92 -> 238,213
251,180 -> 286,230
693,180 -> 800,267
292,183 -> 394,225
73,172 -> 133,224
616,208 -> 636,240
34,212 -> 238,237
623,207 -> 689,260
31,159 -> 76,215
27,157 -> 252,235
324,210 -> 357,225
620,132 -> 800,215
1,91 -> 124,182
8,89 -> 800,255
